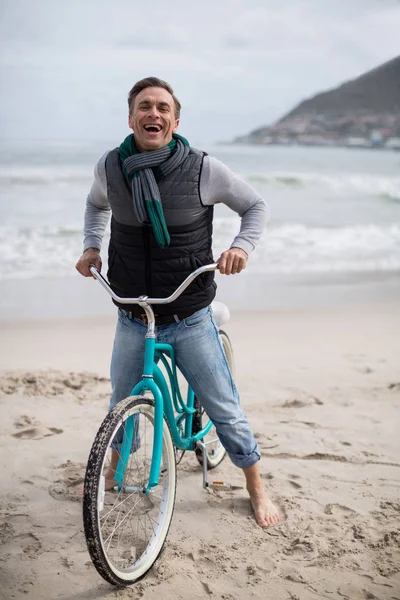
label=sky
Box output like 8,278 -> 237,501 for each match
1,0 -> 399,145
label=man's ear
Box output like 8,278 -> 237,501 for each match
128,113 -> 134,129
173,119 -> 180,132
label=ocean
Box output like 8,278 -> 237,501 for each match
1,140 -> 399,318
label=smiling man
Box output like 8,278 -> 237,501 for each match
75,77 -> 280,528
130,86 -> 177,151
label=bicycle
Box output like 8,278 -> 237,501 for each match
82,263 -> 236,585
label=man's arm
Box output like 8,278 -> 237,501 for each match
75,152 -> 111,277
200,156 -> 269,275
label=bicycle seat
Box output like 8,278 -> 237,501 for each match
211,301 -> 230,327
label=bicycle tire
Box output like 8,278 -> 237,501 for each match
193,329 -> 234,469
83,396 -> 176,586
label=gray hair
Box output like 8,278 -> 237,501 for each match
128,77 -> 181,119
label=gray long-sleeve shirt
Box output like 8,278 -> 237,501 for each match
83,151 -> 269,256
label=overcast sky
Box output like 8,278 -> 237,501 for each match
1,0 -> 399,145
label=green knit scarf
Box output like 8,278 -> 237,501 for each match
119,133 -> 190,248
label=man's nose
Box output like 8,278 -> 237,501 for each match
149,105 -> 160,118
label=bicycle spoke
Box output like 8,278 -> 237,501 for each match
104,493 -> 143,548
100,488 -> 141,524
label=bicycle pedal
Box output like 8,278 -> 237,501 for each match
207,481 -> 242,491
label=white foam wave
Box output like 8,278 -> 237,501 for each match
0,224 -> 107,280
1,221 -> 399,280
245,172 -> 400,200
0,167 -> 92,186
1,165 -> 399,200
214,220 -> 400,274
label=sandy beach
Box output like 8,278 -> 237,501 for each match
1,293 -> 399,600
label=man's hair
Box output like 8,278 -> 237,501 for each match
128,77 -> 181,119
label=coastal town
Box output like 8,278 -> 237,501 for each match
236,110 -> 400,150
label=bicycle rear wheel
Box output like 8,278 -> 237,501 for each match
193,329 -> 234,469
83,396 -> 176,586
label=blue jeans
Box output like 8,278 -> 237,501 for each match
110,306 -> 260,469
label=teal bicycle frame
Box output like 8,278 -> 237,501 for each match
89,263 -> 218,496
119,341 -> 213,494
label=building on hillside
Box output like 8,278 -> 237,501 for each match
385,137 -> 400,150
346,137 -> 370,147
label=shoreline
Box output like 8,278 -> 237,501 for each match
1,269 -> 400,323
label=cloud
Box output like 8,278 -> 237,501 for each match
1,0 -> 399,143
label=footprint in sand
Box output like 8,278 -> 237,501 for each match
285,538 -> 318,561
355,366 -> 373,375
12,426 -> 63,440
277,395 -> 324,408
48,460 -> 86,502
324,503 -> 357,516
2,531 -> 43,560
388,382 -> 400,391
288,480 -> 302,489
48,481 -> 83,502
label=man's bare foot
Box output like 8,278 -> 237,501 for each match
102,449 -> 120,491
243,464 -> 281,527
247,482 -> 280,527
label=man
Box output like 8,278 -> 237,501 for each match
76,77 -> 280,528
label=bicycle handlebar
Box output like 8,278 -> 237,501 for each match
89,263 -> 219,305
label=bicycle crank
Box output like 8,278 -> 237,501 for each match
196,441 -> 242,491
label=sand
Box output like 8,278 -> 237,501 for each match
0,303 -> 399,600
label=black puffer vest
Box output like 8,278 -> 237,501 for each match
105,147 -> 216,315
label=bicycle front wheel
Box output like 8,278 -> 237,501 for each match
193,329 -> 234,469
83,396 -> 176,586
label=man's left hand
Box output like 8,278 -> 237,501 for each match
217,247 -> 248,275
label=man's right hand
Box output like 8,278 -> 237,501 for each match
75,248 -> 102,278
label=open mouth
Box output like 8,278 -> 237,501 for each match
143,124 -> 162,133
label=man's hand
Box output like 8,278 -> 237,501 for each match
75,248 -> 102,278
217,247 -> 248,275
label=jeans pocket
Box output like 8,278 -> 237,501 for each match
118,308 -> 132,328
183,306 -> 210,328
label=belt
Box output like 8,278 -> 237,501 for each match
123,309 -> 194,326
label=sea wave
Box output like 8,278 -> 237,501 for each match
0,167 -> 92,186
1,165 -> 399,201
245,172 -> 400,200
1,221 -> 399,281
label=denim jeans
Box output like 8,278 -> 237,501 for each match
109,306 -> 260,469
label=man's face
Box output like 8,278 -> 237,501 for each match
129,86 -> 179,152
